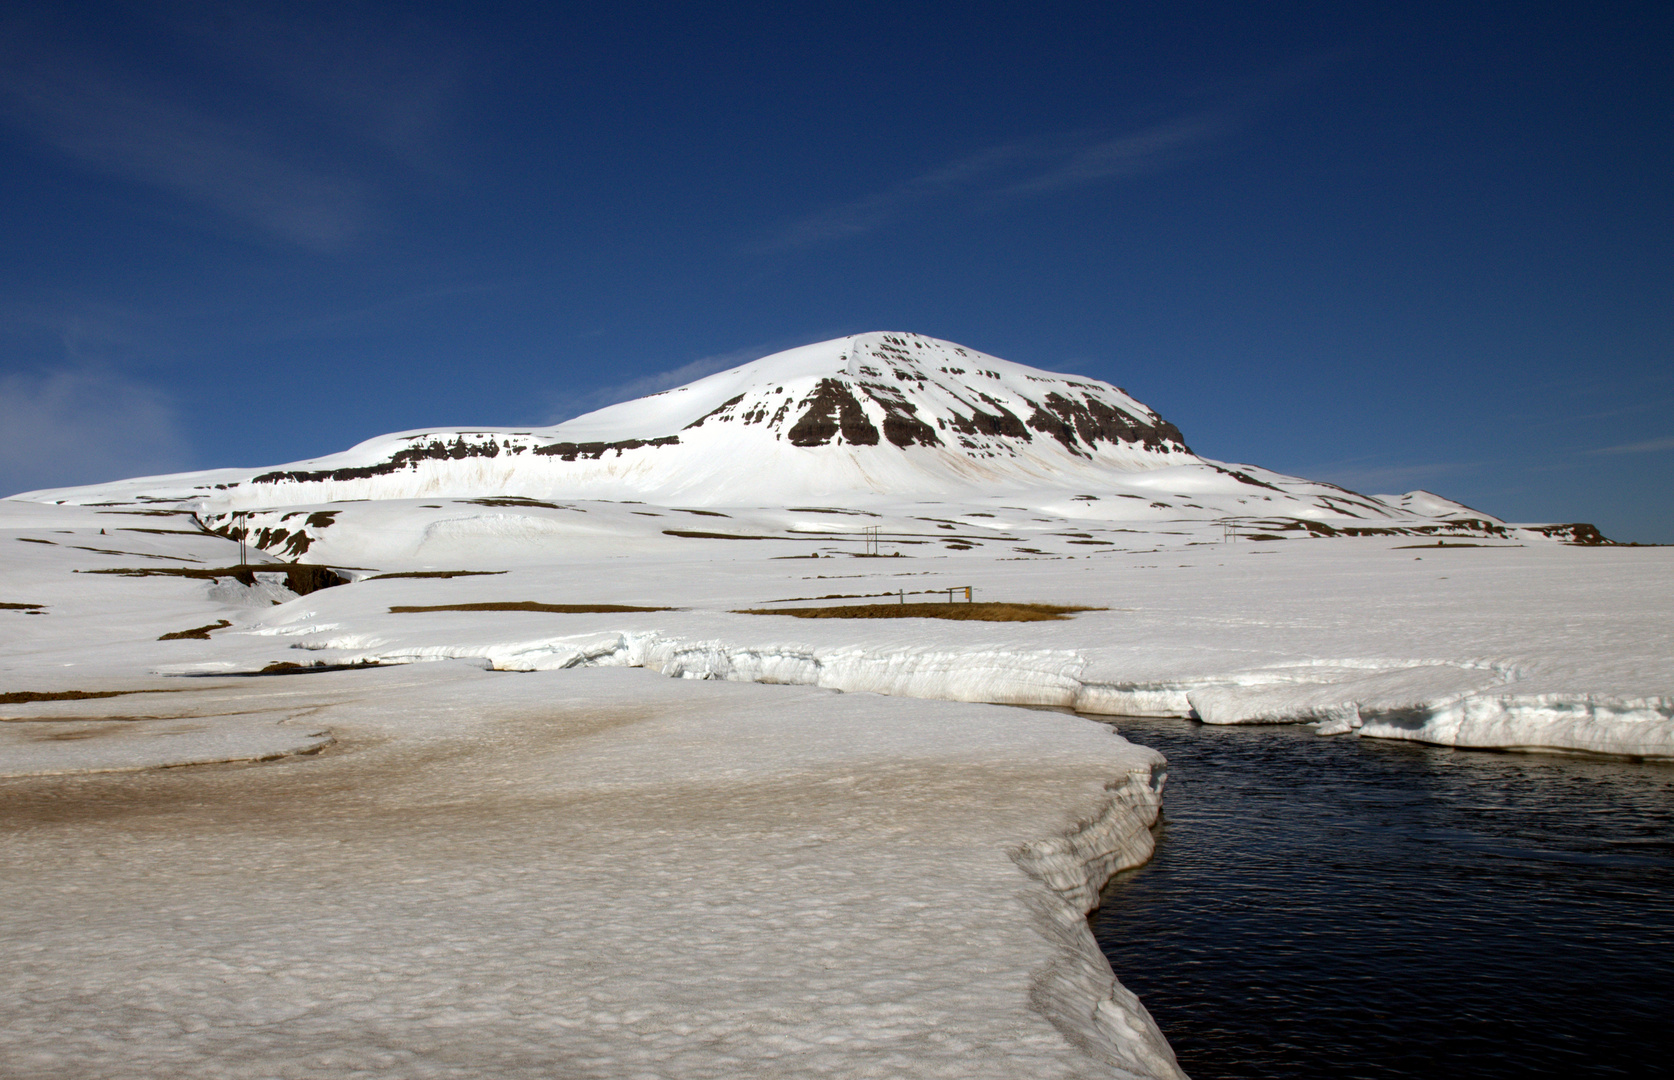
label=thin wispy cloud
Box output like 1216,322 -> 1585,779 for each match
1000,113 -> 1228,195
1568,395 -> 1674,423
0,50 -> 367,250
758,142 -> 1032,251
0,367 -> 192,496
753,109 -> 1232,253
1590,435 -> 1674,455
156,2 -> 459,172
2,294 -> 171,362
0,6 -> 461,251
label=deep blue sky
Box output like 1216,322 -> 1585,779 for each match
1,2 -> 1669,540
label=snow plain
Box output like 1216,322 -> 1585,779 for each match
1,661 -> 1177,1079
5,493 -> 1665,761
3,332 -> 1669,1077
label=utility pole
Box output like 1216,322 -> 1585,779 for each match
234,512 -> 248,565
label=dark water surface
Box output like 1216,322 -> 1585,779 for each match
1086,717 -> 1674,1080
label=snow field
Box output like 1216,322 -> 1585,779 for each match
5,499 -> 1670,759
0,664 -> 1179,1079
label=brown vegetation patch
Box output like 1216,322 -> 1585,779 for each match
96,508 -> 195,517
663,529 -> 774,540
83,564 -> 347,595
253,661 -> 382,675
458,497 -> 570,509
734,602 -> 1103,622
1393,542 -> 1518,549
2,602 -> 46,611
389,601 -> 673,614
367,570 -> 508,580
767,592 -> 899,602
0,688 -> 201,705
169,661 -> 385,678
73,545 -> 169,558
159,619 -> 233,641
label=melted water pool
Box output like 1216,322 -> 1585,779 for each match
1088,718 -> 1674,1079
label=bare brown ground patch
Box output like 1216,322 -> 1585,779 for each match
662,529 -> 773,540
158,619 -> 232,640
0,700 -> 660,830
389,601 -> 673,614
734,602 -> 1102,621
366,570 -> 507,580
1393,542 -> 1522,549
250,661 -> 387,675
0,688 -> 207,706
84,564 -> 347,595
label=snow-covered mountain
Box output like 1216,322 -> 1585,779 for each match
11,331 -> 1604,548
29,333 -> 1203,507
7,335 -> 1363,500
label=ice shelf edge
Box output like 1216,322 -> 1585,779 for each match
282,630 -> 1674,759
1013,761 -> 1186,1080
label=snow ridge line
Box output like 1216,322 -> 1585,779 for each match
1012,763 -> 1186,1080
295,631 -> 1674,757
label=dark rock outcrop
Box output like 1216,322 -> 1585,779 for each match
1022,392 -> 1189,458
532,436 -> 680,460
787,379 -> 881,447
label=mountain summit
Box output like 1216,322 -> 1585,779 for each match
561,331 -> 1191,458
